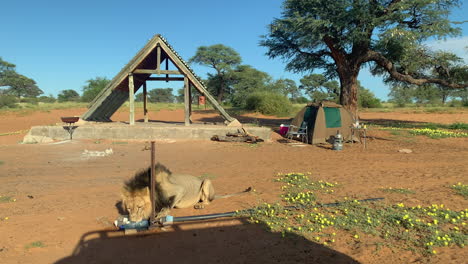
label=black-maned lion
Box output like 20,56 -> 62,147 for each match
121,163 -> 251,222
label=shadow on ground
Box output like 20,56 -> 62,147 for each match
197,115 -> 291,130
360,118 -> 427,127
55,219 -> 359,264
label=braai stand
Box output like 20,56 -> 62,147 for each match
61,117 -> 79,140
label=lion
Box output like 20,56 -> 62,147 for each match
121,163 -> 251,222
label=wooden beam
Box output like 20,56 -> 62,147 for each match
146,77 -> 184,81
129,73 -> 135,125
133,69 -> 181,75
184,77 -> 190,126
143,82 -> 148,123
134,75 -> 184,81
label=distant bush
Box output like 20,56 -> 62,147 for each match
291,96 -> 309,104
0,95 -> 18,108
245,92 -> 292,116
448,122 -> 468,130
58,89 -> 80,102
38,95 -> 56,103
358,87 -> 382,108
19,97 -> 39,105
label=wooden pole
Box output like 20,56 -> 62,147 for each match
188,82 -> 192,119
184,77 -> 190,126
150,141 -> 156,225
143,82 -> 148,123
156,45 -> 161,75
128,73 -> 135,125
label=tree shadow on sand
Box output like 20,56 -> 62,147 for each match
55,218 -> 359,264
359,118 -> 428,128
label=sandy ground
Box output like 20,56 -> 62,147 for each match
0,108 -> 467,264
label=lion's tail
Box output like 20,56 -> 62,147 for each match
214,187 -> 252,199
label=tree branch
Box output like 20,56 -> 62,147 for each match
376,0 -> 403,17
323,36 -> 347,65
367,50 -> 467,88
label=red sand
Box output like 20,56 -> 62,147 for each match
0,108 -> 467,263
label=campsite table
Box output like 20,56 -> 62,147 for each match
351,127 -> 367,149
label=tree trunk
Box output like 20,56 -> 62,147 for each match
338,67 -> 359,119
217,82 -> 224,103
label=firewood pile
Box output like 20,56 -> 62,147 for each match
211,129 -> 264,144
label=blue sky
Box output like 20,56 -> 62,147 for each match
1,0 -> 467,100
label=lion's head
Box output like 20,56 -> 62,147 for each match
121,187 -> 152,222
121,163 -> 171,222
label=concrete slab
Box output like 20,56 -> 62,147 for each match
23,122 -> 272,142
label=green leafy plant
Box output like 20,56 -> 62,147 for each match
408,128 -> 468,139
450,183 -> 468,199
25,241 -> 45,249
199,173 -> 217,180
0,195 -> 14,203
380,187 -> 415,195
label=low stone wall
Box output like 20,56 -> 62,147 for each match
22,124 -> 272,143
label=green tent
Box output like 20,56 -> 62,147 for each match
290,101 -> 355,144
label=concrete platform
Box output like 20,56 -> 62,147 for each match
23,122 -> 272,143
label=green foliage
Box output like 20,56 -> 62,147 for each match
1,58 -> 42,98
189,44 -> 241,73
450,183 -> 468,199
81,77 -> 111,102
245,91 -> 292,116
175,88 -> 184,103
408,128 -> 468,138
0,71 -> 42,98
57,89 -> 80,102
376,121 -> 468,139
25,241 -> 45,249
37,95 -> 56,103
358,85 -> 382,108
0,195 -> 14,203
291,96 -> 309,104
380,187 -> 415,195
190,44 -> 241,102
270,78 -> 300,99
448,123 -> 468,130
230,65 -> 272,107
376,121 -> 468,131
20,97 -> 39,105
0,94 -> 18,108
260,0 -> 464,111
388,85 -> 415,107
136,88 -> 174,103
299,74 -> 339,102
382,50 -> 467,105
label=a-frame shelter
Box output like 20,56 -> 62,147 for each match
81,34 -> 240,126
